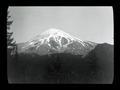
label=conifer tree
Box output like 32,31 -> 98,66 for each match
7,11 -> 16,56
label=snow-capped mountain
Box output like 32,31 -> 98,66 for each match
18,28 -> 97,56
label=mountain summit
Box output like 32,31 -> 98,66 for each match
19,28 -> 97,56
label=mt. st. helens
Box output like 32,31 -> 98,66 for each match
18,28 -> 97,56
8,28 -> 113,83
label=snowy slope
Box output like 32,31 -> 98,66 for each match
19,28 -> 97,56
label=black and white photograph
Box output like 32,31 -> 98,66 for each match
7,6 -> 114,84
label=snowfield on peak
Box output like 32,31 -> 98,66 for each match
23,28 -> 85,48
20,28 -> 97,56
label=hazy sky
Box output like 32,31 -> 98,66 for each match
9,6 -> 113,44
